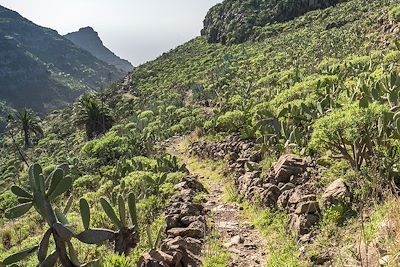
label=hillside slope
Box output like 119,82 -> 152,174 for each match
0,6 -> 126,114
201,0 -> 345,44
64,27 -> 133,72
1,0 -> 400,266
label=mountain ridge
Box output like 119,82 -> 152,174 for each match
0,5 -> 126,114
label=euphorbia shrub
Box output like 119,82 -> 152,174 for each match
309,103 -> 388,171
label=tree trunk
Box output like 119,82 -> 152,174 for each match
23,126 -> 30,148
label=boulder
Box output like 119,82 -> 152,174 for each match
294,201 -> 320,214
181,216 -> 205,227
237,171 -> 260,194
273,154 -> 307,183
166,214 -> 183,230
277,190 -> 292,210
245,185 -> 264,201
280,183 -> 296,192
320,179 -> 351,207
288,192 -> 316,206
289,213 -> 320,235
261,184 -> 281,208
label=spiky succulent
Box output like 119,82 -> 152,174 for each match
1,163 -> 139,267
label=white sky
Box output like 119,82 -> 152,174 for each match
0,0 -> 222,65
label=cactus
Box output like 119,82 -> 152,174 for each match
98,195 -> 139,255
2,163 -> 139,267
153,154 -> 188,173
79,198 -> 90,230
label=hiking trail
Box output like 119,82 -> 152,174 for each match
165,136 -> 268,267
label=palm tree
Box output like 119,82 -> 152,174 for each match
74,94 -> 113,140
9,109 -> 44,148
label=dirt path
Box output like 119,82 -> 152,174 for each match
165,137 -> 268,267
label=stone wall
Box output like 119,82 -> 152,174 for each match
138,174 -> 207,267
188,136 -> 350,240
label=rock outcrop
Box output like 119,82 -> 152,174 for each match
201,0 -> 345,44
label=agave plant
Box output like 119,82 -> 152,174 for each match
1,163 -> 139,267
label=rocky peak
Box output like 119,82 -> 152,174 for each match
77,26 -> 96,33
65,26 -> 133,72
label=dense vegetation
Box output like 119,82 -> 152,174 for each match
1,0 -> 400,265
0,6 -> 126,114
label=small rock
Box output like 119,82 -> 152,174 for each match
167,227 -> 204,238
224,235 -> 244,247
310,252 -> 331,265
295,201 -> 320,214
245,161 -> 262,172
244,243 -> 257,250
277,190 -> 292,210
280,183 -> 296,192
379,255 -> 390,265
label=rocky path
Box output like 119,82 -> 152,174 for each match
203,176 -> 268,267
165,137 -> 268,267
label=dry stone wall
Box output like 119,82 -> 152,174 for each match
138,174 -> 207,267
188,135 -> 351,239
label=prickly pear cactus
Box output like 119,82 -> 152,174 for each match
1,163 -> 139,267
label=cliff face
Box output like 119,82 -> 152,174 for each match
201,0 -> 345,44
0,6 -> 125,114
65,27 -> 133,72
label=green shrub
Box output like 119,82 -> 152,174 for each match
389,5 -> 400,22
169,123 -> 185,135
0,191 -> 17,214
138,110 -> 154,121
310,103 -> 388,170
103,254 -> 134,267
383,50 -> 400,64
121,171 -> 157,192
81,131 -> 129,165
216,110 -> 246,132
74,174 -> 102,191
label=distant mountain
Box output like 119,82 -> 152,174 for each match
0,5 -> 126,114
65,27 -> 133,72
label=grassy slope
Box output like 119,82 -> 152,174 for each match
1,0 -> 400,265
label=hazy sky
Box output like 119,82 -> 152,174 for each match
0,0 -> 222,65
